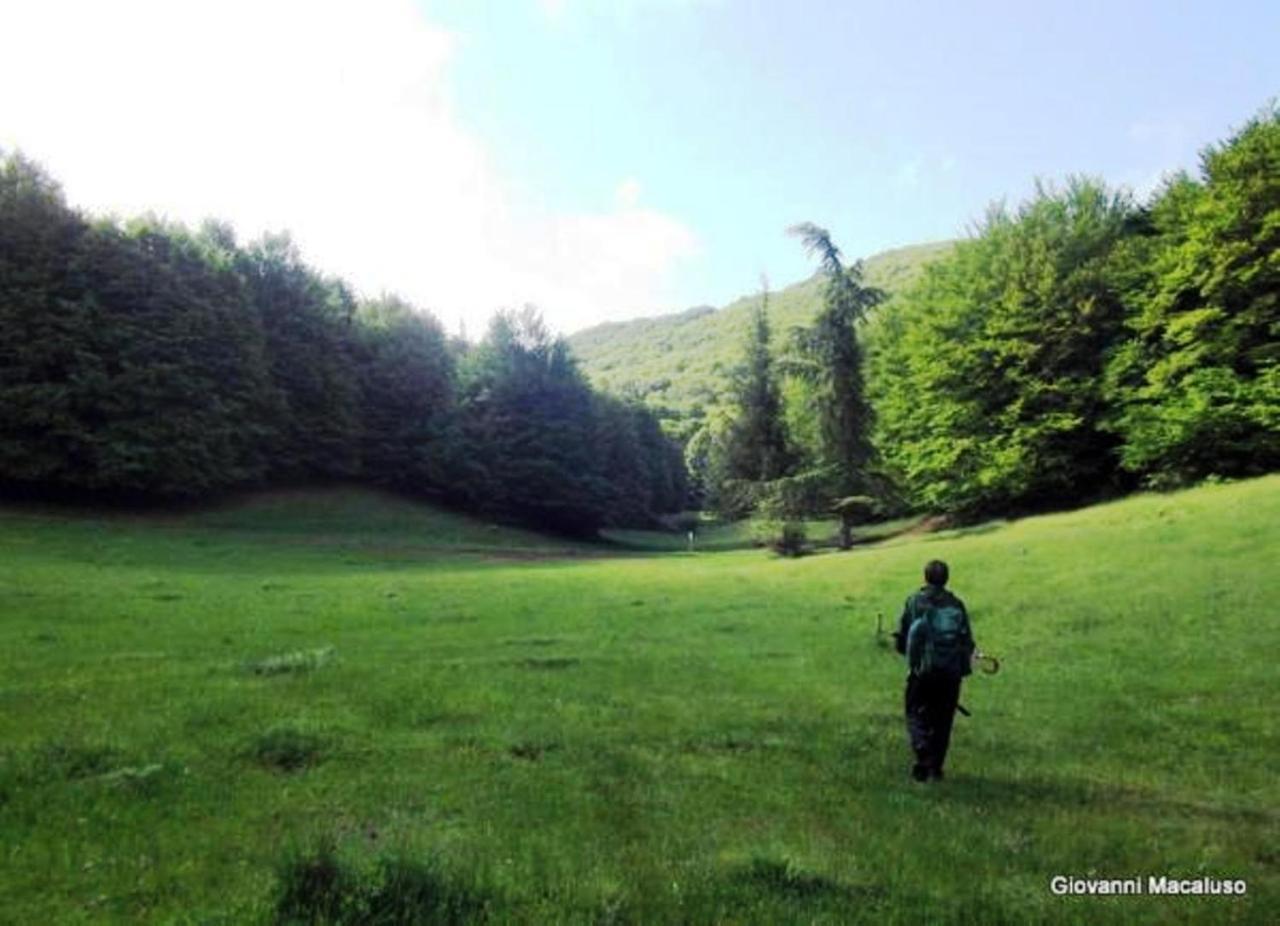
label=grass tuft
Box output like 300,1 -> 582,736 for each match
247,646 -> 336,676
100,760 -> 186,797
33,741 -> 124,780
508,742 -> 559,762
274,841 -> 490,925
732,857 -> 854,900
511,657 -> 579,671
274,839 -> 351,924
247,726 -> 327,773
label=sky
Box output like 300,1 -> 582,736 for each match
3,1 -> 1277,334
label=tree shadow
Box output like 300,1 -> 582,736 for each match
944,772 -> 1275,826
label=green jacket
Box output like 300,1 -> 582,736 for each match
894,585 -> 974,659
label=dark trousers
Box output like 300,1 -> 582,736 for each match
904,672 -> 962,776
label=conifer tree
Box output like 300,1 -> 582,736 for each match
722,280 -> 793,484
787,223 -> 884,510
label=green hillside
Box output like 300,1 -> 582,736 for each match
568,240 -> 953,421
1,476 -> 1276,922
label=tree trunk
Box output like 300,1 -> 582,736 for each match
839,515 -> 853,550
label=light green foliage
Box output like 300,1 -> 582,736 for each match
1104,105 -> 1280,485
1,478 -> 1277,922
871,179 -> 1133,516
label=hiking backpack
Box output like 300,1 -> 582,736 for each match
906,596 -> 973,678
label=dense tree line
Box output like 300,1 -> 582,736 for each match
0,153 -> 686,532
697,105 -> 1276,525
3,104 -> 1274,531
870,106 -> 1279,517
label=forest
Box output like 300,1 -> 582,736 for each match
607,104 -> 1279,524
1,104 -> 1276,530
0,158 -> 686,533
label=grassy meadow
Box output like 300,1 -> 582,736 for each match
1,477 -> 1277,923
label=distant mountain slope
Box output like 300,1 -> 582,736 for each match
568,240 -> 954,423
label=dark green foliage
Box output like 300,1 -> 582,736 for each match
786,224 -> 884,504
457,307 -> 612,533
0,156 -> 281,495
592,394 -> 663,526
453,307 -> 684,534
721,284 -> 794,484
833,494 -> 878,549
871,178 -> 1134,516
0,155 -> 94,487
768,520 -> 808,557
240,234 -> 363,482
76,219 -> 279,493
1104,105 -> 1280,486
353,296 -> 456,492
0,152 -> 684,530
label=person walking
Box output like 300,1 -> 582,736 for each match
894,560 -> 975,782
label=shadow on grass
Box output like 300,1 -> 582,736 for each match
275,841 -> 491,925
508,741 -> 560,762
731,857 -> 883,903
945,773 -> 1276,825
30,741 -> 124,780
922,521 -> 1006,541
507,657 -> 580,671
247,726 -> 328,773
626,857 -> 892,924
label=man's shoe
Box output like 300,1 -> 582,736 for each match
911,764 -> 930,782
930,767 -> 944,781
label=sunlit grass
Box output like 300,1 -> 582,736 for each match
1,477 -> 1276,922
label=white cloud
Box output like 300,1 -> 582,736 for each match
1,0 -> 699,333
615,177 -> 643,208
537,0 -> 569,19
535,0 -> 723,23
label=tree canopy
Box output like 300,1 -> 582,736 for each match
0,154 -> 686,532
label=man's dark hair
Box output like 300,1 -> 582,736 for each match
924,560 -> 949,587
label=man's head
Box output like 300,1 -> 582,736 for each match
924,559 -> 949,588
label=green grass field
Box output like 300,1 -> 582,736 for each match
2,478 -> 1277,923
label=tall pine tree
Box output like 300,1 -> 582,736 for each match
787,223 -> 884,543
722,280 -> 793,484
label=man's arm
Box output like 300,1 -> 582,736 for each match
894,596 -> 913,655
957,596 -> 977,651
